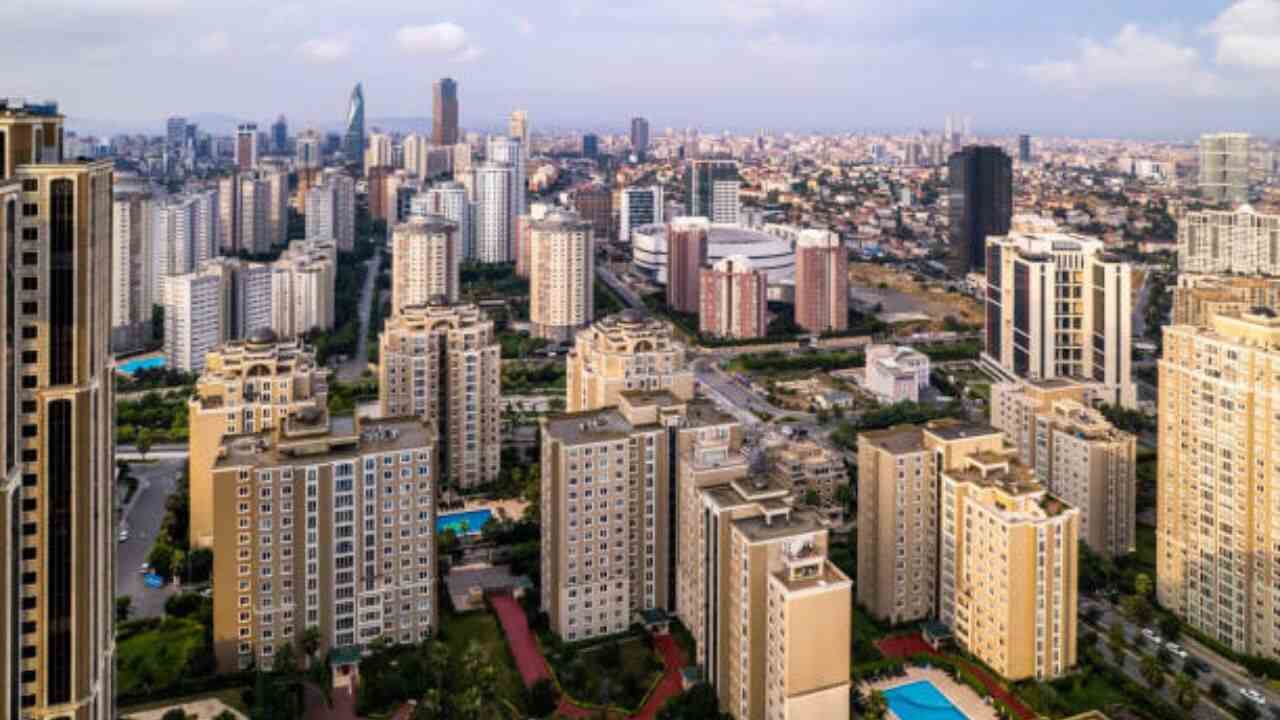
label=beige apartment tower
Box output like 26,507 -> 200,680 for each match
210,412 -> 437,671
378,301 -> 501,489
566,310 -> 695,413
529,211 -> 594,342
1172,274 -> 1280,326
1178,205 -> 1280,276
1158,311 -> 1280,657
0,101 -> 116,720
187,333 -> 329,548
391,215 -> 460,310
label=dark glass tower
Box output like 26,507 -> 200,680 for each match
947,145 -> 1011,276
344,83 -> 365,167
432,78 -> 458,146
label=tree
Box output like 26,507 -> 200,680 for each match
864,690 -> 889,720
528,678 -> 559,717
657,682 -> 729,720
136,428 -> 155,460
115,596 -> 133,623
1239,700 -> 1262,720
1121,594 -> 1154,626
1139,655 -> 1165,689
160,710 -> 189,720
1209,680 -> 1227,701
1182,657 -> 1201,680
1174,674 -> 1199,711
1135,573 -> 1153,598
301,625 -> 322,659
1158,615 -> 1181,642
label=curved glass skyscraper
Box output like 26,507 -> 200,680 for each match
344,82 -> 365,169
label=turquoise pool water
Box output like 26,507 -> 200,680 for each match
117,356 -> 166,375
883,680 -> 970,720
436,509 -> 493,535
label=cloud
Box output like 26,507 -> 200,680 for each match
395,22 -> 482,61
970,58 -> 990,71
1025,24 -> 1222,97
298,35 -> 351,64
194,30 -> 229,55
748,33 -> 840,64
511,16 -> 535,37
1206,0 -> 1280,70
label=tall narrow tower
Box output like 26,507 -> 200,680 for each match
432,78 -> 459,146
344,83 -> 365,168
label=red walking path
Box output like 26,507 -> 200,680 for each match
876,634 -> 1036,720
489,592 -> 689,719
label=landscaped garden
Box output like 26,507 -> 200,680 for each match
547,633 -> 666,712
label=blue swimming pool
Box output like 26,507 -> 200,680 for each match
117,356 -> 166,375
436,509 -> 493,536
883,680 -> 970,720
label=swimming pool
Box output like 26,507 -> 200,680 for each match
883,680 -> 970,720
436,509 -> 494,536
117,356 -> 166,375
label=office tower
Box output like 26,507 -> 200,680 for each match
1178,205 -> 1280,275
566,311 -> 695,412
217,173 -> 241,252
666,217 -> 709,314
864,344 -> 931,404
509,110 -> 530,152
619,185 -> 663,244
270,239 -> 337,337
378,301 -> 501,489
1199,132 -> 1250,205
187,333 -> 328,548
0,101 -> 115,720
581,133 -> 599,158
794,229 -> 848,334
365,131 -> 394,176
236,122 -> 258,171
857,422 -> 1005,624
572,183 -> 612,240
990,380 -> 1136,558
391,215 -> 460,310
1018,134 -> 1032,163
630,117 -> 650,156
345,82 -> 365,167
415,181 -> 472,260
1158,311 -> 1280,657
432,78 -> 459,145
304,168 -> 356,251
112,192 -> 156,351
472,162 -> 514,263
699,256 -> 766,339
984,232 -> 1135,408
167,115 -> 188,147
271,114 -> 287,154
939,450 -> 1078,681
1172,273 -> 1280,326
528,211 -> 594,342
688,159 -> 740,224
211,411 -> 437,670
487,135 -> 527,217
296,129 -> 321,168
947,145 -> 1012,276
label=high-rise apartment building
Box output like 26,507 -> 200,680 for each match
794,229 -> 848,334
238,173 -> 273,254
236,123 -> 258,171
365,132 -> 394,177
296,129 -> 321,168
513,202 -> 550,279
630,117 -> 650,157
666,217 -> 709,314
566,310 -> 695,412
112,191 -> 156,351
529,211 -> 594,342
345,83 -> 365,167
983,231 -> 1135,407
1199,132 -> 1250,205
391,215 -> 460,310
487,135 -> 527,218
414,182 -> 472,260
262,167 -> 289,249
472,162 -> 514,263
947,145 -> 1012,276
163,257 -> 274,372
269,239 -> 337,338
688,159 -> 740,224
0,100 -> 116,720
304,168 -> 356,251
1018,134 -> 1032,163
378,301 -> 501,489
1157,311 -> 1280,657
509,110 -> 530,153
432,78 -> 459,146
572,183 -> 612,241
217,173 -> 241,252
187,333 -> 329,547
990,380 -> 1136,558
619,185 -> 663,244
699,255 -> 766,339
210,411 -> 437,671
1172,273 -> 1280,326
151,191 -> 219,294
1178,205 -> 1280,275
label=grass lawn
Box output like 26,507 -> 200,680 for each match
440,610 -> 528,710
118,686 -> 249,717
1134,525 -> 1157,573
117,617 -> 207,696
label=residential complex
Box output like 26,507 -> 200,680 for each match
187,332 -> 329,548
566,310 -> 695,413
304,168 -> 356,251
666,217 -> 710,315
1157,311 -> 1280,657
391,215 -> 460,310
111,191 -> 157,351
983,231 -> 1135,408
699,255 -> 767,339
413,182 -> 471,260
528,211 -> 594,342
269,239 -> 337,338
794,229 -> 848,334
377,301 -> 501,489
762,436 -> 849,513
1199,132 -> 1249,205
620,185 -> 662,244
1177,205 -> 1280,276
1172,273 -> 1280,326
864,344 -> 930,403
210,411 -> 438,671
472,162 -> 514,263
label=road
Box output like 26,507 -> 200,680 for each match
117,458 -> 186,618
338,247 -> 383,381
596,266 -> 645,310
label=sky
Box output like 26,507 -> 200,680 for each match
5,0 -> 1280,139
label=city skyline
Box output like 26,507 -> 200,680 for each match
12,0 -> 1280,139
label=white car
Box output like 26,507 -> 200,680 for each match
1141,628 -> 1163,645
1240,688 -> 1267,706
138,563 -> 151,574
1165,642 -> 1188,659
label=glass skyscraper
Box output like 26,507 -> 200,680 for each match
344,83 -> 365,169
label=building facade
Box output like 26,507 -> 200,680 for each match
528,211 -> 594,342
794,229 -> 848,334
1199,132 -> 1249,205
1178,205 -> 1280,276
620,185 -> 662,245
391,215 -> 460,311
111,191 -> 155,351
472,162 -> 513,263
666,217 -> 709,315
1172,273 -> 1280,326
699,255 -> 766,339
566,311 -> 695,413
432,78 -> 459,146
864,344 -> 930,403
688,159 -> 740,224
947,145 -> 1012,276
304,169 -> 356,252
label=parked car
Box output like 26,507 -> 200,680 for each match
138,563 -> 151,574
1240,688 -> 1267,706
1165,643 -> 1189,659
1141,627 -> 1163,645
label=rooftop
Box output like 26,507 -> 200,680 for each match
924,419 -> 1002,443
215,414 -> 431,469
543,409 -> 636,445
860,425 -> 925,454
733,506 -> 826,543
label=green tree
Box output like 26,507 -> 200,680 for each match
1158,615 -> 1181,642
136,428 -> 155,460
865,690 -> 889,720
301,625 -> 322,658
1238,699 -> 1261,720
1108,621 -> 1127,666
1174,674 -> 1199,711
115,596 -> 133,623
1121,594 -> 1154,625
528,678 -> 559,717
1134,572 -> 1153,597
1209,680 -> 1227,701
1139,655 -> 1165,689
